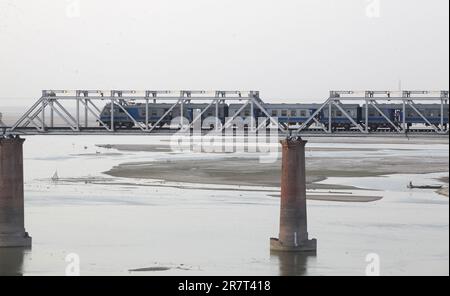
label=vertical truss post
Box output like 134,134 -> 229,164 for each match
328,100 -> 332,133
145,98 -> 149,130
215,99 -> 220,131
110,98 -> 114,131
76,96 -> 80,130
84,99 -> 89,128
440,91 -> 447,132
41,98 -> 46,131
402,100 -> 407,132
49,99 -> 54,128
250,100 -> 255,130
180,93 -> 184,127
365,99 -> 369,132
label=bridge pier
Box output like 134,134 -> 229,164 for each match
0,137 -> 32,248
270,137 -> 316,253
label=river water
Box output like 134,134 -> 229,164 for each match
0,136 -> 448,276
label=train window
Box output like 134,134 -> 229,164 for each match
281,110 -> 288,117
271,110 -> 278,116
300,110 -> 307,117
291,110 -> 297,116
336,111 -> 343,117
152,110 -> 158,116
244,110 -> 250,116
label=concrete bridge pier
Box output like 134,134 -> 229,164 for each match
0,137 -> 32,248
270,137 -> 316,252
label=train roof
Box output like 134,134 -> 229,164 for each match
130,103 -> 175,107
362,103 -> 448,108
263,103 -> 323,108
228,103 -> 326,108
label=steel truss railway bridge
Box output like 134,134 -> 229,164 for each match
1,89 -> 449,137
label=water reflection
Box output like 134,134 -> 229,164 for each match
271,251 -> 316,276
0,248 -> 29,276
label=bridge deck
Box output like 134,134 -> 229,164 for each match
2,126 -> 448,138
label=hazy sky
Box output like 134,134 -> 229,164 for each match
0,0 -> 448,104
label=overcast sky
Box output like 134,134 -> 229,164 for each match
0,0 -> 448,104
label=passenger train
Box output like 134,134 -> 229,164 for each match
99,101 -> 449,131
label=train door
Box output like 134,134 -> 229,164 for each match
393,108 -> 402,125
188,109 -> 194,122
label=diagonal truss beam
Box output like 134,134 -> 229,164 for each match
369,100 -> 403,132
48,102 -> 78,131
312,117 -> 329,132
251,99 -> 288,134
297,99 -> 330,132
10,97 -> 45,131
23,100 -> 50,130
333,101 -> 366,133
189,100 -> 219,129
406,100 -> 440,133
221,100 -> 251,131
116,103 -> 147,131
79,99 -> 111,131
148,99 -> 182,132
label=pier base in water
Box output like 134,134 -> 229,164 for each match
0,137 -> 32,248
270,137 -> 316,253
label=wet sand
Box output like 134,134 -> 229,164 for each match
270,194 -> 382,203
436,177 -> 449,197
47,177 -> 383,203
100,140 -> 449,203
104,154 -> 449,189
438,187 -> 449,197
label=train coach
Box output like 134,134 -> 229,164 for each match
320,104 -> 361,131
264,104 -> 322,125
100,102 -> 228,128
361,103 -> 449,131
